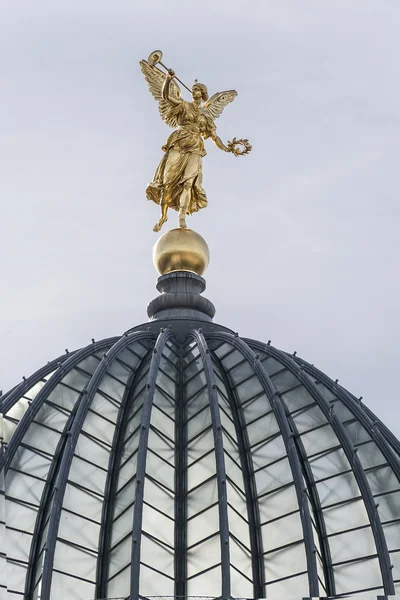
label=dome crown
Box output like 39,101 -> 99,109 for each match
2,324 -> 400,599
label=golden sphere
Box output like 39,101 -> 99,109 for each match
153,228 -> 210,276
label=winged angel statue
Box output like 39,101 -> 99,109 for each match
140,55 -> 251,232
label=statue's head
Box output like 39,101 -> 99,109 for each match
192,82 -> 208,103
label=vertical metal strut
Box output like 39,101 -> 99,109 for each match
293,358 -> 400,484
211,346 -> 266,598
129,329 -> 173,600
1,337 -> 117,473
24,400 -> 81,599
191,330 -> 231,599
207,332 -> 320,598
95,344 -> 154,598
361,402 -> 400,457
249,341 -> 396,596
38,331 -> 153,600
174,342 -> 187,598
1,349 -> 75,415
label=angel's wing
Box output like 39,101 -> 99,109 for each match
202,90 -> 238,120
139,59 -> 182,128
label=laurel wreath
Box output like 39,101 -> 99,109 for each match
227,137 -> 252,156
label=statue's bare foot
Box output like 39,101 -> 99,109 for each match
153,216 -> 167,232
179,215 -> 187,229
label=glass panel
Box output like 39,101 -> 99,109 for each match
267,572 -> 310,598
187,451 -> 216,490
187,427 -> 214,466
184,355 -> 203,381
229,359 -> 254,383
252,435 -> 286,470
367,465 -> 400,495
107,563 -> 130,599
108,535 -> 131,579
309,447 -> 350,481
49,571 -> 94,600
262,510 -> 303,552
227,505 -> 250,549
186,564 -> 221,596
230,537 -> 253,580
186,371 -> 207,399
333,556 -> 382,593
236,375 -> 264,402
53,540 -> 97,581
329,526 -> 376,562
187,476 -> 218,517
58,508 -> 100,551
140,534 -> 174,578
241,394 -> 270,421
377,490 -> 400,523
316,471 -> 360,506
255,457 -> 293,495
301,423 -> 339,455
282,385 -> 314,413
270,369 -> 299,393
187,505 -> 219,546
355,440 -> 386,469
291,403 -> 327,433
141,503 -> 174,546
111,502 -> 135,548
265,541 -> 307,581
258,484 -> 298,523
383,521 -> 400,551
247,412 -> 280,446
261,356 -> 285,376
187,533 -> 221,576
323,499 -> 369,534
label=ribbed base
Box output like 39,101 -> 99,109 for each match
147,271 -> 216,322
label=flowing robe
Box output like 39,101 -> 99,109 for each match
146,100 -> 215,214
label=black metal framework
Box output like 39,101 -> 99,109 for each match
130,329 -> 173,600
2,325 -> 400,599
175,342 -> 188,598
245,339 -> 396,596
95,344 -> 153,598
207,332 -> 320,597
210,348 -> 266,598
192,330 -> 231,599
1,337 -> 117,472
39,332 -> 155,600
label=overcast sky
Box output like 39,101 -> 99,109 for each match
1,1 -> 399,435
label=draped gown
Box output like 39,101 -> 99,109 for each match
146,100 -> 216,215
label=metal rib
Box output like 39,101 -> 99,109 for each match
247,340 -> 395,595
207,331 -> 320,597
191,330 -> 231,599
95,344 -> 154,598
358,399 -> 400,458
210,343 -> 266,597
38,331 -> 154,600
129,329 -> 173,600
1,351 -> 74,414
175,342 -> 187,598
292,357 -> 400,484
1,337 -> 118,473
25,401 -> 81,599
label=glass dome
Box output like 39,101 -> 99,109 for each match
2,291 -> 400,600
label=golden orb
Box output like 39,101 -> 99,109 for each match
153,228 -> 210,276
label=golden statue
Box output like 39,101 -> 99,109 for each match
140,50 -> 251,232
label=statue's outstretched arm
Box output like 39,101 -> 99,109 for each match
162,70 -> 181,107
211,131 -> 229,152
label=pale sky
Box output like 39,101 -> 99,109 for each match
1,1 -> 400,434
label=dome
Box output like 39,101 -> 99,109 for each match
2,273 -> 400,600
